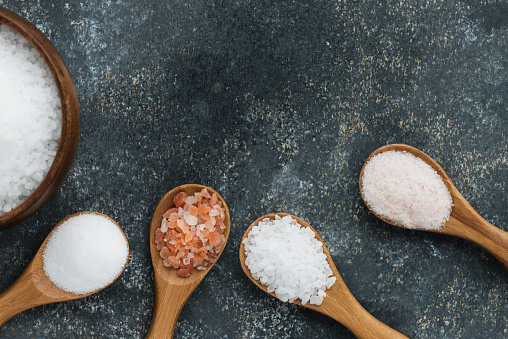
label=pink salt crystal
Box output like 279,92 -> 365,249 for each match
210,193 -> 218,206
173,192 -> 188,208
155,228 -> 163,243
209,208 -> 219,217
189,205 -> 199,216
163,260 -> 172,267
161,219 -> 168,233
168,212 -> 178,222
168,256 -> 180,268
160,247 -> 170,261
178,269 -> 190,277
185,196 -> 198,205
201,188 -> 211,199
185,214 -> 198,226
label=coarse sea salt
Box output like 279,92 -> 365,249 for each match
0,24 -> 61,214
242,215 -> 336,305
43,213 -> 129,295
361,150 -> 453,230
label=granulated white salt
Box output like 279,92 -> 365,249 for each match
361,150 -> 453,230
0,23 -> 61,214
43,213 -> 129,295
242,215 -> 336,305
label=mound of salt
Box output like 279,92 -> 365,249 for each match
0,24 -> 61,214
243,215 -> 336,305
361,150 -> 453,230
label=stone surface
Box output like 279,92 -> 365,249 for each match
0,0 -> 506,338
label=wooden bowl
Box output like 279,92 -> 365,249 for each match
0,7 -> 80,230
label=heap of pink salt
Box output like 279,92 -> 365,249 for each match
154,188 -> 227,277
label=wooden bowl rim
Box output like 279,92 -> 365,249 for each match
0,7 -> 80,230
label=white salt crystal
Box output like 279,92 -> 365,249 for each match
43,213 -> 129,295
361,151 -> 453,230
242,215 -> 335,305
309,296 -> 323,305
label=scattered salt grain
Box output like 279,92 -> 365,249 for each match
242,215 -> 336,305
0,24 -> 61,214
43,213 -> 129,295
361,150 -> 453,230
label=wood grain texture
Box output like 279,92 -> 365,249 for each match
359,144 -> 508,270
0,212 -> 129,326
239,213 -> 408,339
0,7 -> 80,230
146,184 -> 231,339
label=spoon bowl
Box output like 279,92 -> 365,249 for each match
359,144 -> 508,270
146,184 -> 230,339
0,211 -> 129,326
239,213 -> 407,339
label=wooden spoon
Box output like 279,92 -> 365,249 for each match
359,144 -> 508,270
0,212 -> 129,326
146,184 -> 230,339
239,213 -> 408,339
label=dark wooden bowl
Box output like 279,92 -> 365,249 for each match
0,7 -> 80,230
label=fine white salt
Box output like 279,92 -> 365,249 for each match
43,213 -> 129,295
361,150 -> 453,230
242,215 -> 336,305
0,24 -> 61,214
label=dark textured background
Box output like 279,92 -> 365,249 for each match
0,1 -> 506,338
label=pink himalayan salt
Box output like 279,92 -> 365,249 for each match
155,188 -> 226,277
361,150 -> 453,230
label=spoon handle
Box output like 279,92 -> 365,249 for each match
446,200 -> 508,270
340,302 -> 407,339
323,279 -> 408,339
0,269 -> 50,326
146,271 -> 199,339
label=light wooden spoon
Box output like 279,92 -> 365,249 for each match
146,184 -> 230,339
239,213 -> 408,339
359,144 -> 508,270
0,211 -> 129,326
